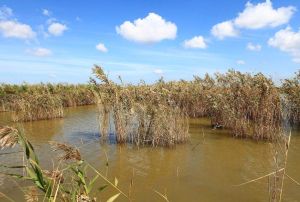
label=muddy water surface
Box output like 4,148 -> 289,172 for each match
0,105 -> 300,201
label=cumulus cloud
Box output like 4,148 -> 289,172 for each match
48,22 -> 67,36
0,6 -> 36,40
183,36 -> 207,49
0,6 -> 13,20
116,12 -> 177,43
211,1 -> 295,39
96,43 -> 108,52
42,9 -> 51,16
0,20 -> 36,39
247,43 -> 262,51
153,69 -> 164,74
27,48 -> 52,57
211,20 -> 238,39
234,0 -> 295,29
268,27 -> 300,63
236,60 -> 246,65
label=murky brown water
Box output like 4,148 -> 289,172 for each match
0,105 -> 300,201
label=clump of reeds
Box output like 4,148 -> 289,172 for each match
50,141 -> 81,161
0,126 -> 19,148
281,70 -> 300,125
0,83 -> 95,121
11,93 -> 64,122
208,70 -> 282,140
91,65 -> 190,147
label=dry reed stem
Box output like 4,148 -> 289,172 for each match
0,126 -> 19,149
49,141 -> 81,161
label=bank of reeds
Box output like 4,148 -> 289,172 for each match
91,67 -> 287,142
0,83 -> 95,121
209,71 -> 282,140
11,93 -> 64,122
2,68 -> 300,141
91,66 -> 189,147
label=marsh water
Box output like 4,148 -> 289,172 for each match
0,105 -> 300,201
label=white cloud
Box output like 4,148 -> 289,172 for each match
0,6 -> 36,40
268,27 -> 300,63
116,12 -> 177,43
42,9 -> 51,16
211,0 -> 296,39
0,20 -> 36,39
211,20 -> 238,39
48,22 -> 67,36
236,60 -> 246,65
96,43 -> 108,52
0,6 -> 13,20
247,43 -> 262,51
234,0 -> 296,29
183,36 -> 207,49
27,48 -> 52,57
153,69 -> 164,74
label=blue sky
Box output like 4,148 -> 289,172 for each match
0,0 -> 300,84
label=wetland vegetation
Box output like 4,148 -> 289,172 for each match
1,67 -> 300,201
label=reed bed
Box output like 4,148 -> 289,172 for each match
0,83 -> 95,121
91,67 -> 289,143
1,67 -> 300,141
91,66 -> 189,147
11,93 -> 64,122
281,70 -> 300,125
209,71 -> 282,140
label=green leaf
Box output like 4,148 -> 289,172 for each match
87,175 -> 99,194
0,165 -> 25,169
106,193 -> 120,202
98,184 -> 108,192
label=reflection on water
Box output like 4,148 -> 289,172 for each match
0,105 -> 299,202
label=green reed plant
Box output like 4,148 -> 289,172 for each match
0,126 -> 125,202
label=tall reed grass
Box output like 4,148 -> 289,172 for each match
91,66 -> 189,147
11,93 -> 64,122
281,70 -> 300,125
0,83 -> 95,121
92,67 -> 284,142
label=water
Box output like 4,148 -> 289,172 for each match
0,105 -> 300,201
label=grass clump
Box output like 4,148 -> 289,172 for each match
92,66 -> 285,142
209,70 -> 282,140
91,65 -> 189,147
11,93 -> 64,122
0,83 -> 95,121
281,70 -> 300,125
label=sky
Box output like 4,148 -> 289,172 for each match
0,0 -> 300,84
